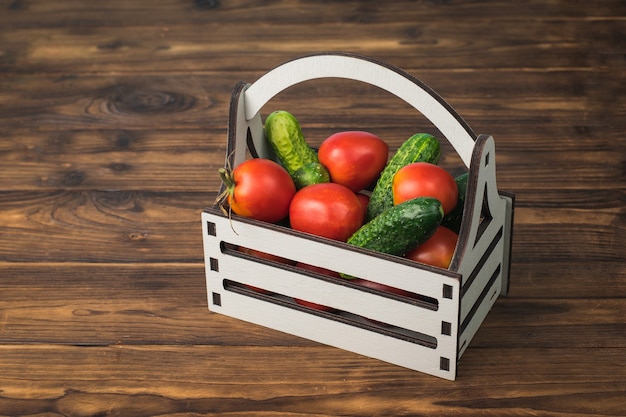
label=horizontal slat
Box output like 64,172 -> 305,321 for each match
0,190 -> 623,271
2,0 -> 623,29
1,263 -> 623,348
0,344 -> 623,415
1,16 -> 623,73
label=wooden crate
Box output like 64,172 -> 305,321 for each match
201,53 -> 514,380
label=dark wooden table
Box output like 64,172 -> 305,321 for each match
1,1 -> 624,415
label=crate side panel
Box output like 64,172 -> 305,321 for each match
458,273 -> 503,358
215,254 -> 456,335
209,289 -> 458,380
460,236 -> 504,321
203,210 -> 459,300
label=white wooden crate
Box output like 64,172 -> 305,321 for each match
201,53 -> 514,380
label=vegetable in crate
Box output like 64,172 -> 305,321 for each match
355,192 -> 370,219
393,162 -> 458,215
366,133 -> 441,222
348,197 -> 444,257
292,161 -> 331,190
318,131 -> 389,192
405,226 -> 458,269
264,110 -> 330,189
289,183 -> 364,242
217,158 -> 296,223
441,172 -> 468,233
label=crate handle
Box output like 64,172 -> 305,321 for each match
241,52 -> 477,167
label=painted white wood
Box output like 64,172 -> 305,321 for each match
458,277 -> 502,358
202,210 -> 460,380
243,53 -> 476,168
204,211 -> 459,332
214,290 -> 457,380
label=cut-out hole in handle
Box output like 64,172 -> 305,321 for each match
239,53 -> 477,168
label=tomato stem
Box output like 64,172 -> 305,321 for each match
218,167 -> 235,189
215,168 -> 235,215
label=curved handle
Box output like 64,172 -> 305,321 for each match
243,52 -> 477,167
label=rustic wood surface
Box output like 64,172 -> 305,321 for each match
1,1 -> 624,415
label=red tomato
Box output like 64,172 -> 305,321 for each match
318,131 -> 389,192
220,158 -> 296,223
355,192 -> 370,220
392,162 -> 458,215
289,183 -> 364,242
294,262 -> 340,312
405,226 -> 459,269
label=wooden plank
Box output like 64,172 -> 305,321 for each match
0,130 -> 623,191
0,345 -> 623,416
2,70 -> 622,131
0,130 -> 227,191
0,191 -> 209,262
0,68 -> 623,192
1,16 -> 624,74
0,263 -> 313,347
0,262 -> 624,347
509,261 -> 626,298
0,190 -> 624,267
0,133 -> 623,191
2,0 -> 624,29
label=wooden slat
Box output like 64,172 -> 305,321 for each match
1,263 -> 624,347
0,345 -> 623,416
2,0 -> 624,28
0,68 -> 623,192
0,1 -> 623,72
2,70 -> 622,130
0,191 -> 208,262
0,191 -> 623,268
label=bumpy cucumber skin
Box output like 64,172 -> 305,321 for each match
441,172 -> 468,233
366,133 -> 441,222
348,197 -> 444,257
264,110 -> 319,177
293,161 -> 330,189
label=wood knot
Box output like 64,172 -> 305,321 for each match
8,0 -> 27,10
94,191 -> 143,212
108,87 -> 195,115
111,130 -> 139,148
97,39 -> 129,50
62,170 -> 86,186
195,0 -> 220,9
127,231 -> 149,241
107,162 -> 133,172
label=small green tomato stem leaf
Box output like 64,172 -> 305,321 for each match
215,168 -> 236,215
218,167 -> 236,189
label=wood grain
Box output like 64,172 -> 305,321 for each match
1,263 -> 623,348
0,0 -> 624,415
0,345 -> 624,416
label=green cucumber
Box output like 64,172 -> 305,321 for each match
293,161 -> 331,189
441,172 -> 468,233
366,133 -> 441,222
264,110 -> 329,188
348,197 -> 444,257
